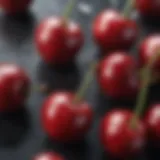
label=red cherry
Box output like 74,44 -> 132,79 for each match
98,52 -> 139,98
0,63 -> 30,112
33,152 -> 65,160
0,0 -> 32,14
100,109 -> 146,159
145,104 -> 160,143
92,9 -> 138,52
35,16 -> 84,65
41,92 -> 93,142
135,0 -> 160,17
138,35 -> 160,71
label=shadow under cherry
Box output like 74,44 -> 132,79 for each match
36,61 -> 81,94
40,136 -> 89,160
0,11 -> 35,48
0,107 -> 31,148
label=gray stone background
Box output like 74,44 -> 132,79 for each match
0,0 -> 159,159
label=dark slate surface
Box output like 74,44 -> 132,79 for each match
0,0 -> 159,159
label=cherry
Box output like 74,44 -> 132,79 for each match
41,91 -> 93,142
138,35 -> 160,72
0,63 -> 30,112
0,0 -> 32,14
33,152 -> 65,160
98,52 -> 139,98
100,109 -> 146,159
135,0 -> 160,17
92,9 -> 138,52
35,16 -> 84,65
145,104 -> 160,143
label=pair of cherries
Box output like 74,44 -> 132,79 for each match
0,65 -> 92,153
0,64 -> 92,142
33,104 -> 160,160
36,102 -> 160,159
100,104 -> 160,159
35,10 -> 137,65
93,0 -> 160,52
98,35 -> 160,99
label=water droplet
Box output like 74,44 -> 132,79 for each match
78,2 -> 93,15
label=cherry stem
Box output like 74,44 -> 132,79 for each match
73,61 -> 98,103
130,52 -> 160,128
62,0 -> 76,21
123,0 -> 134,18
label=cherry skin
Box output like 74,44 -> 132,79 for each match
92,9 -> 138,52
145,104 -> 160,144
0,0 -> 32,14
35,16 -> 84,65
41,91 -> 93,142
135,0 -> 160,17
33,152 -> 65,160
0,63 -> 30,112
138,35 -> 160,72
100,109 -> 146,159
98,52 -> 139,98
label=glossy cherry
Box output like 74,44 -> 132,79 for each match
41,91 -> 93,142
33,152 -> 65,160
0,0 -> 32,14
0,63 -> 30,112
135,0 -> 160,17
145,104 -> 160,143
92,9 -> 138,52
138,35 -> 160,72
100,109 -> 146,159
35,16 -> 84,65
98,52 -> 139,98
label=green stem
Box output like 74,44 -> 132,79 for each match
73,61 -> 98,103
123,0 -> 135,18
130,52 -> 160,128
62,0 -> 76,21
